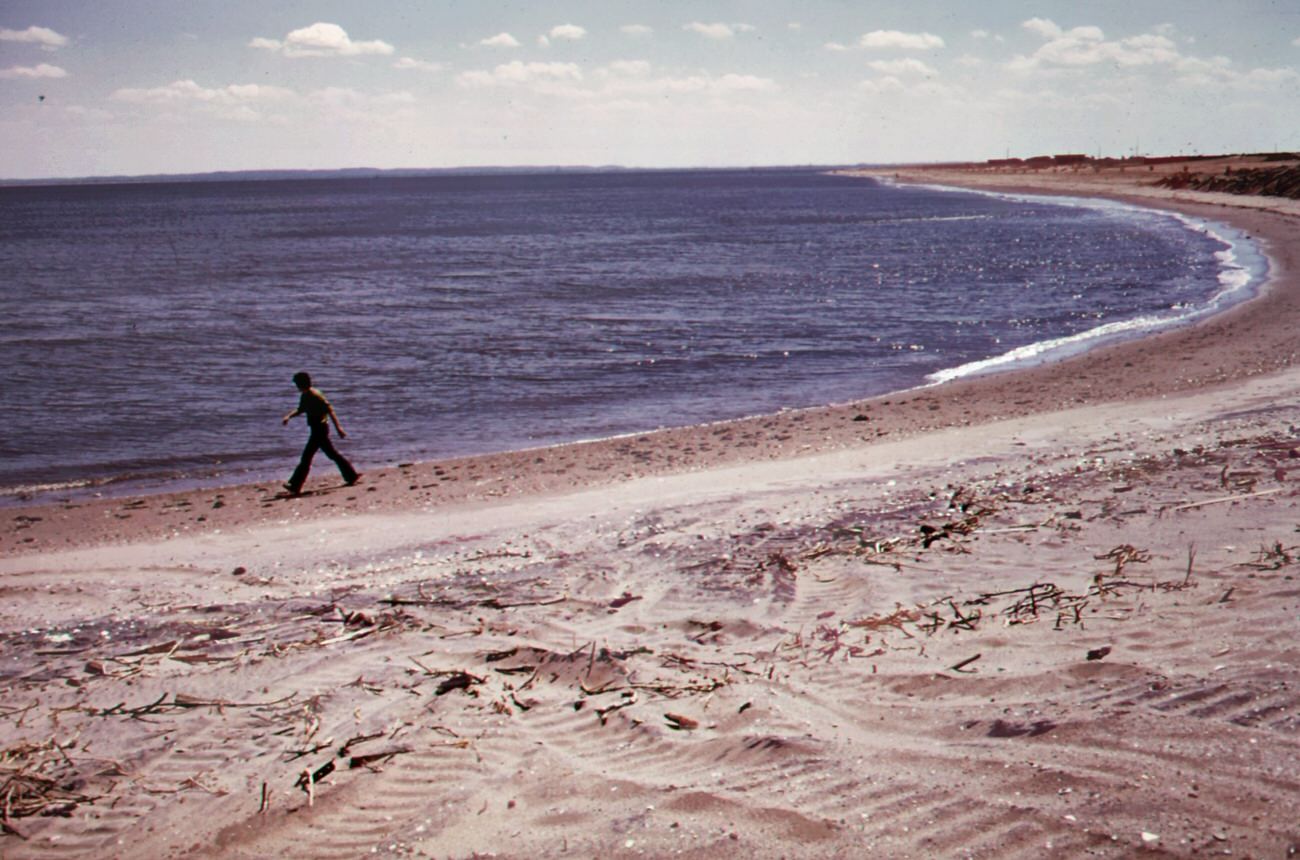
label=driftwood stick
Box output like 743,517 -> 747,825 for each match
1172,487 -> 1285,511
348,747 -> 411,769
480,595 -> 566,609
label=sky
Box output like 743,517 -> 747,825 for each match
2,1 -> 1299,179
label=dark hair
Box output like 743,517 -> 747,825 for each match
292,371 -> 312,388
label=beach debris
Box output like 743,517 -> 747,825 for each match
846,605 -> 922,631
919,599 -> 982,635
435,672 -> 484,696
94,691 -> 297,720
1242,541 -> 1298,570
0,738 -> 99,837
1086,646 -> 1112,661
918,518 -> 978,549
609,591 -> 642,609
664,712 -> 699,731
381,591 -> 564,611
295,760 -> 335,799
986,719 -> 1056,738
949,653 -> 982,673
1169,487 -> 1286,512
348,748 -> 411,770
595,691 -> 637,725
764,553 -> 795,571
1095,545 -> 1151,576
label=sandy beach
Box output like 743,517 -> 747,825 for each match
4,157 -> 1300,858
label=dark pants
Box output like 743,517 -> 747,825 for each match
288,423 -> 357,492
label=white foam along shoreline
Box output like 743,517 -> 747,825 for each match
917,184 -> 1265,387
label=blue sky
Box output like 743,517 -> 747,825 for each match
2,1 -> 1299,178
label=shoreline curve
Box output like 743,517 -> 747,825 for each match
4,167 -> 1300,553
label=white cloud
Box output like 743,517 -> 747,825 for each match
250,22 -> 394,57
867,58 -> 938,77
859,76 -> 905,95
299,87 -> 418,125
621,24 -> 652,37
712,73 -> 775,92
859,30 -> 944,50
110,79 -> 296,121
1236,66 -> 1300,86
603,60 -> 652,77
457,61 -> 583,88
0,26 -> 68,48
1022,18 -> 1062,40
310,87 -> 415,107
824,42 -> 851,52
112,79 -> 292,105
479,32 -> 521,49
0,62 -> 67,79
393,57 -> 443,72
603,71 -> 777,97
685,22 -> 736,40
1014,19 -> 1180,69
548,24 -> 587,41
1175,55 -> 1300,89
788,22 -> 803,31
1293,35 -> 1300,47
64,104 -> 114,121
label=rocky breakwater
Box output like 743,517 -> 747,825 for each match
1158,157 -> 1300,200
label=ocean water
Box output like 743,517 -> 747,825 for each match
0,169 -> 1262,501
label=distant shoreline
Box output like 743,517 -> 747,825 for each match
0,162 -> 859,188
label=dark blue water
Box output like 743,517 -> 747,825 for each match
0,169 -> 1259,499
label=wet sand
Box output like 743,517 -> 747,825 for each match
3,160 -> 1300,858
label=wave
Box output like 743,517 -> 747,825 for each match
924,190 -> 1265,387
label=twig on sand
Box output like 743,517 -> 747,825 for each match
295,760 -> 334,798
348,748 -> 411,769
481,595 -> 566,610
1169,487 -> 1285,512
949,653 -> 982,673
595,692 -> 637,725
95,692 -> 296,719
1095,545 -> 1151,576
629,679 -> 726,697
380,593 -> 565,610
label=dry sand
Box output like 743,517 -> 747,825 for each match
4,160 -> 1300,858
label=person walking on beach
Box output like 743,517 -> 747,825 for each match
281,371 -> 359,495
